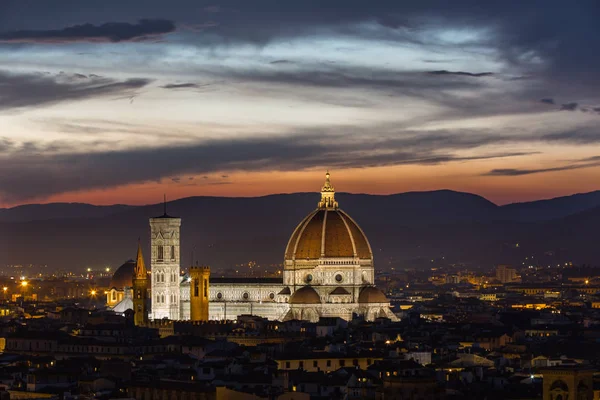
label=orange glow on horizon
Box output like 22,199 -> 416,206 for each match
9,163 -> 598,208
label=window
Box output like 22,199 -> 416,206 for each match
171,245 -> 175,260
299,361 -> 304,370
204,279 -> 208,297
353,359 -> 359,366
243,292 -> 249,300
137,290 -> 141,299
313,360 -> 318,368
217,292 -> 223,300
194,278 -> 199,297
112,291 -> 116,301
335,274 -> 343,283
156,295 -> 160,303
326,360 -> 331,367
157,246 -> 164,261
285,362 -> 290,369
340,360 -> 346,367
161,294 -> 165,303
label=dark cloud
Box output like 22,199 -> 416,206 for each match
560,102 -> 578,111
160,83 -> 201,89
0,19 -> 175,43
0,71 -> 150,111
541,130 -> 600,144
0,126 -> 539,202
485,166 -> 578,176
269,60 -> 292,65
428,70 -> 494,78
540,98 -> 555,105
485,156 -> 600,176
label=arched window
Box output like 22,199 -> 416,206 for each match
171,246 -> 175,260
161,294 -> 165,303
157,246 -> 164,261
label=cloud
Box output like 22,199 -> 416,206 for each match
0,125 -> 539,202
560,102 -> 578,111
160,83 -> 202,89
0,19 -> 176,43
540,98 -> 555,105
485,157 -> 600,176
0,71 -> 151,111
541,130 -> 600,144
428,70 -> 494,78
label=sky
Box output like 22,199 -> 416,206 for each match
1,0 -> 600,207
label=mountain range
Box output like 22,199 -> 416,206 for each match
1,189 -> 600,272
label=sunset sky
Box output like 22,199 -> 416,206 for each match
1,0 -> 599,207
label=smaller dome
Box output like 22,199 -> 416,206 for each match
358,287 -> 388,303
290,286 -> 321,304
110,260 -> 135,289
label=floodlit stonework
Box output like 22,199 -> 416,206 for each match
150,209 -> 182,320
110,172 -> 397,323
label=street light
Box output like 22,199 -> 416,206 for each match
90,290 -> 97,296
20,281 -> 28,288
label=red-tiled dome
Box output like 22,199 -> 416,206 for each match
285,208 -> 372,260
289,286 -> 321,304
358,286 -> 388,303
110,260 -> 135,289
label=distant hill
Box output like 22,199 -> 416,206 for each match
0,203 -> 133,223
1,190 -> 599,272
499,190 -> 600,222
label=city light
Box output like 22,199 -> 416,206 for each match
90,290 -> 97,296
20,281 -> 28,288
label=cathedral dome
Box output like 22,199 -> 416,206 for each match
358,286 -> 388,303
284,172 -> 372,261
110,260 -> 135,289
290,286 -> 321,304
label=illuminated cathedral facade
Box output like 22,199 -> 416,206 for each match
107,172 -> 397,323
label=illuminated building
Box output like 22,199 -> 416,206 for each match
108,172 -> 396,322
496,265 -> 517,284
132,241 -> 149,326
149,202 -> 182,320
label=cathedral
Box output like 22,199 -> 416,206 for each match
107,172 -> 397,323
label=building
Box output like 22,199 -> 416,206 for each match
107,172 -> 396,323
541,366 -> 594,400
496,265 -> 517,284
205,172 -> 397,322
132,241 -> 149,326
150,205 -> 182,320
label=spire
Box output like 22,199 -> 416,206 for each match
134,239 -> 147,279
318,170 -> 338,209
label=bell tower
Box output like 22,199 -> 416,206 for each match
150,197 -> 181,320
132,241 -> 148,326
190,266 -> 210,321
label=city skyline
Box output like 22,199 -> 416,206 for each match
2,1 -> 600,207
